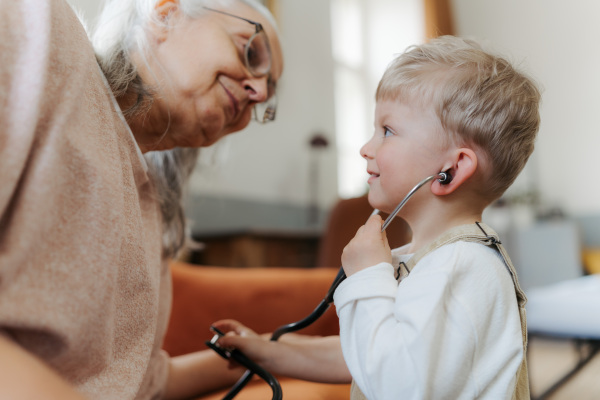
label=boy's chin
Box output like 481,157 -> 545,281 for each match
367,194 -> 395,215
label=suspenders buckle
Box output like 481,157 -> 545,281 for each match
475,221 -> 502,245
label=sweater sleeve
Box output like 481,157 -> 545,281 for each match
0,0 -> 48,219
0,1 -> 169,398
0,0 -> 126,363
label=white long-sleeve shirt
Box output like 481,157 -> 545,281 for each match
334,242 -> 523,400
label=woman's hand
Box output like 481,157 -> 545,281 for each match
341,214 -> 392,276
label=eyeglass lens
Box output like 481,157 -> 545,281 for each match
254,101 -> 276,122
243,23 -> 276,122
246,30 -> 271,77
253,77 -> 276,122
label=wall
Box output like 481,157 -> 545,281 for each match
452,0 -> 600,217
189,0 -> 338,211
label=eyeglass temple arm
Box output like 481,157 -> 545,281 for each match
202,6 -> 263,32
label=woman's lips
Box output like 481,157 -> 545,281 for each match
220,83 -> 240,121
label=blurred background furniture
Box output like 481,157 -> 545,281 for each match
511,219 -> 600,399
163,261 -> 350,400
315,195 -> 411,268
527,275 -> 600,400
189,228 -> 321,268
187,195 -> 412,269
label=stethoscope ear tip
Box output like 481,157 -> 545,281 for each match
437,171 -> 453,185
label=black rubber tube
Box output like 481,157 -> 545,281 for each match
222,267 -> 347,399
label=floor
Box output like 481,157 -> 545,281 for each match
528,336 -> 600,399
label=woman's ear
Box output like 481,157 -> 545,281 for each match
431,148 -> 478,196
156,0 -> 179,17
150,0 -> 180,42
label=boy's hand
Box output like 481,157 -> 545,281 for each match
211,320 -> 275,370
341,214 -> 392,276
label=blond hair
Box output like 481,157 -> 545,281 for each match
376,35 -> 541,200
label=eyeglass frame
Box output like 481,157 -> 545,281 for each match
203,6 -> 277,123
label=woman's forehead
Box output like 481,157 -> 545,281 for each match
222,2 -> 283,79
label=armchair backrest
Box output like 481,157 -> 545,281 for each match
316,195 -> 412,268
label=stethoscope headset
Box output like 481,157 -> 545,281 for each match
206,171 -> 453,400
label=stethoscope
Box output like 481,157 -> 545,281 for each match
207,171 -> 452,400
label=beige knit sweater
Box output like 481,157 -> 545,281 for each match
0,0 -> 171,398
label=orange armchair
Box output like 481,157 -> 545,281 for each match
164,196 -> 412,399
164,261 -> 351,399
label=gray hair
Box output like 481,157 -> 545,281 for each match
92,0 -> 277,258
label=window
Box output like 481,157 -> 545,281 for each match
331,0 -> 424,198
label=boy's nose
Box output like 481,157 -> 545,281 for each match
360,138 -> 374,159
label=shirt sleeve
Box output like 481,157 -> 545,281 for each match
333,246 -> 482,400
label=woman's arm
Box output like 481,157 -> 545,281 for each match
0,335 -> 86,400
213,319 -> 351,383
163,350 -> 245,400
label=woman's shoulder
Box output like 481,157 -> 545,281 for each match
1,0 -> 101,116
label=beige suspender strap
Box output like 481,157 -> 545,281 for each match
350,380 -> 368,400
404,222 -> 529,400
350,222 -> 530,400
403,222 -> 527,308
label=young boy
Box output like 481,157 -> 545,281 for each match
215,35 -> 540,399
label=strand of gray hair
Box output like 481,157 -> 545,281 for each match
144,147 -> 200,259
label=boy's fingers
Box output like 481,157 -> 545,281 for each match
354,215 -> 382,237
381,229 -> 389,244
381,230 -> 391,251
212,319 -> 239,331
363,214 -> 384,235
217,334 -> 241,348
216,334 -> 253,355
213,319 -> 250,336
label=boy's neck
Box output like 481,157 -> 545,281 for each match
404,197 -> 485,254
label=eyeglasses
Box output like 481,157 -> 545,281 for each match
203,7 -> 277,123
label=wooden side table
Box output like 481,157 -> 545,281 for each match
189,229 -> 322,268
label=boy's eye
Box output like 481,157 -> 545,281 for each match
383,127 -> 394,137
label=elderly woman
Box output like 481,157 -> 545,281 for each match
0,0 -> 282,399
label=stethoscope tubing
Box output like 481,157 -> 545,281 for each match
221,172 -> 447,400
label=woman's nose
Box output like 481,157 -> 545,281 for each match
244,76 -> 269,103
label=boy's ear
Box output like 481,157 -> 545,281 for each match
431,148 -> 478,196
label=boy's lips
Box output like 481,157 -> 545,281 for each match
367,170 -> 380,184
